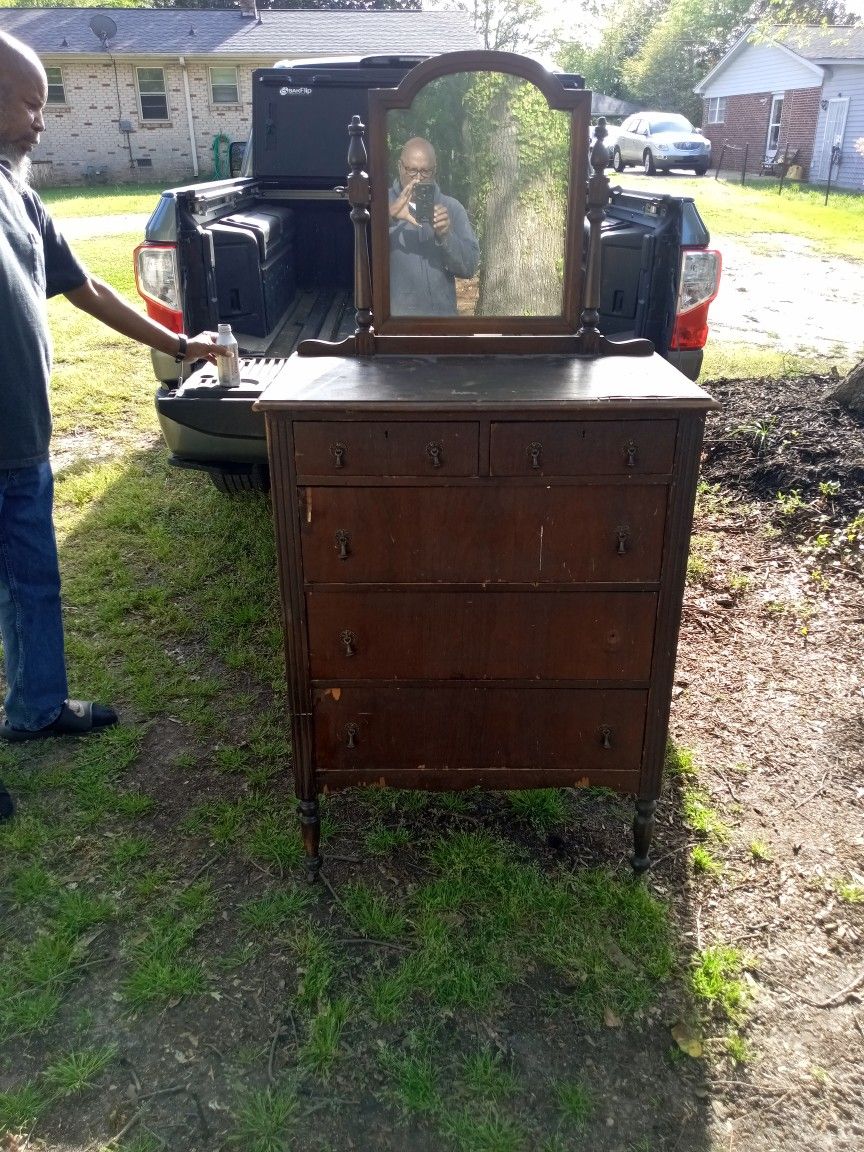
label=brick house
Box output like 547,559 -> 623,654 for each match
694,24 -> 864,189
0,4 -> 477,186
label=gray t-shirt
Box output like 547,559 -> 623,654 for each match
0,164 -> 87,470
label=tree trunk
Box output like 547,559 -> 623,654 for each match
824,358 -> 864,416
476,87 -> 566,317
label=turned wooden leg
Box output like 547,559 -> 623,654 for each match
631,798 -> 657,874
297,798 -> 322,883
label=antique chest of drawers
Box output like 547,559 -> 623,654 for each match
256,352 -> 716,878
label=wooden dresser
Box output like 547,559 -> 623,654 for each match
257,351 -> 716,878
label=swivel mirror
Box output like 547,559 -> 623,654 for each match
368,52 -> 591,335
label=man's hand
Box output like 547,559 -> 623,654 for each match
390,179 -> 419,225
432,204 -> 451,239
184,332 -> 226,363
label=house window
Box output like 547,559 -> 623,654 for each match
136,67 -> 168,121
706,96 -> 726,124
210,66 -> 239,105
766,94 -> 784,155
45,66 -> 66,105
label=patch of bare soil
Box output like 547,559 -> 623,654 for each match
667,371 -> 864,1150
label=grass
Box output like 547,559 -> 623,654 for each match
225,1084 -> 301,1152
682,788 -> 729,841
701,342 -> 828,384
833,878 -> 864,904
690,945 -> 750,1023
618,170 -> 864,260
691,845 -> 722,875
43,1044 -> 117,1096
40,182 -> 168,217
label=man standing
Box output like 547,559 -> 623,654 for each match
0,32 -> 225,818
388,137 -> 479,316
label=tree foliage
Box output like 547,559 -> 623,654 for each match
556,0 -> 669,100
557,0 -> 858,120
429,0 -> 550,52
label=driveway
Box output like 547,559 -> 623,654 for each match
707,232 -> 864,361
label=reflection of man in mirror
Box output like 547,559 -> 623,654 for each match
389,138 -> 479,316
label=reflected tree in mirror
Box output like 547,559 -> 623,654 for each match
467,73 -> 569,316
386,71 -> 570,319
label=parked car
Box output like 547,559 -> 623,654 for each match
612,112 -> 711,175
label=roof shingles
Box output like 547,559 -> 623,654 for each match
769,23 -> 864,62
0,7 -> 478,57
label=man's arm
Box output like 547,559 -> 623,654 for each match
65,276 -> 221,362
435,199 -> 480,280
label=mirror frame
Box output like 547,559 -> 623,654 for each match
368,50 -> 592,337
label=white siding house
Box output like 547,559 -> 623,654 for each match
694,25 -> 864,189
0,5 -> 479,186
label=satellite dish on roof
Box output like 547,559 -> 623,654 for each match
89,14 -> 117,49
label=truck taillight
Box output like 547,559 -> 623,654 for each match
134,243 -> 183,333
670,248 -> 721,351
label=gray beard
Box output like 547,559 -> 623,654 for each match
0,149 -> 32,189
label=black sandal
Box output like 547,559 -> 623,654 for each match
0,700 -> 118,743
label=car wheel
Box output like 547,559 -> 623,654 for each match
612,146 -> 625,173
208,465 -> 270,495
643,150 -> 656,176
693,163 -> 709,175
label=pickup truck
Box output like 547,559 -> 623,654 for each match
135,55 -> 721,494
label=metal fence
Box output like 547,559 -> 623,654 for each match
712,137 -> 864,201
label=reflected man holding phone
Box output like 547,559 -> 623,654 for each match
389,138 -> 479,316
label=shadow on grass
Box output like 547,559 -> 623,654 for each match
0,445 -> 717,1152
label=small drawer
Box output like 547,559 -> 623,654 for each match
313,686 -> 648,777
490,420 -> 677,476
306,590 -> 657,681
293,421 -> 478,477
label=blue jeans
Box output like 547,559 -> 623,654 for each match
0,462 -> 67,730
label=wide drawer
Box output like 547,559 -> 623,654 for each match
293,421 -> 478,476
300,486 -> 667,584
306,590 -> 657,680
490,420 -> 677,476
313,686 -> 647,776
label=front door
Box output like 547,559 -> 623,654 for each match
813,97 -> 850,180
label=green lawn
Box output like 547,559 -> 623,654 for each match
614,170 -> 864,260
41,182 -> 178,218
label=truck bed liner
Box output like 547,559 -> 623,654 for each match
265,287 -> 355,356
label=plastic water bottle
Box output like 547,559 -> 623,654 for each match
216,323 -> 241,388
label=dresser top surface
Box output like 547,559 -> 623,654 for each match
254,353 -> 717,413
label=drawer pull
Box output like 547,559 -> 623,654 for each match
331,442 -> 347,469
527,441 -> 543,470
340,629 -> 356,658
344,722 -> 359,750
625,440 -> 638,468
616,526 -> 630,555
600,726 -> 613,750
426,441 -> 443,468
335,529 -> 351,560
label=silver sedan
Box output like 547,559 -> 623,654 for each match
612,112 -> 712,176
